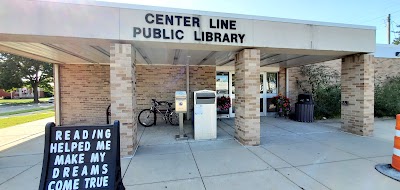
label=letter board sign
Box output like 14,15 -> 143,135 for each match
39,121 -> 125,190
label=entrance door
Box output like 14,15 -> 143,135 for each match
217,71 -> 277,118
216,72 -> 235,118
216,72 -> 230,118
260,72 -> 278,116
260,73 -> 267,116
265,72 -> 278,115
230,73 -> 235,118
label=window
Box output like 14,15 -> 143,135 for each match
216,72 -> 229,96
266,73 -> 277,94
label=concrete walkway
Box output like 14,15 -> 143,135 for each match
0,117 -> 54,190
1,117 -> 399,189
0,117 -> 54,151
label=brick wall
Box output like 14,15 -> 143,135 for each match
234,49 -> 260,145
278,68 -> 286,96
136,65 -> 186,111
0,89 -> 10,97
189,66 -> 216,115
59,64 -> 215,126
341,54 -> 374,135
0,89 -> 45,98
136,65 -> 215,118
136,65 -> 186,124
287,59 -> 341,107
287,57 -> 400,108
287,59 -> 342,108
59,64 -> 110,125
110,43 -> 137,156
373,58 -> 400,84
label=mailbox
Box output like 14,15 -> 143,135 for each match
175,91 -> 187,113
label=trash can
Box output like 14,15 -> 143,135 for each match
194,90 -> 217,140
295,94 -> 314,122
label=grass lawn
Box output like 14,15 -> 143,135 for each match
0,98 -> 51,105
0,110 -> 54,129
0,106 -> 54,116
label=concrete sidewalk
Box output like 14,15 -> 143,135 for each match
0,117 -> 54,190
0,117 -> 54,151
1,117 -> 399,190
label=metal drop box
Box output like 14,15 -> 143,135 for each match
194,90 -> 217,140
175,91 -> 187,113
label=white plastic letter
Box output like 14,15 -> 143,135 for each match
52,168 -> 60,178
55,131 -> 62,141
65,130 -> 70,140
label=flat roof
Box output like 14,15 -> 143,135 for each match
39,0 -> 376,30
0,0 -> 377,66
374,44 -> 400,58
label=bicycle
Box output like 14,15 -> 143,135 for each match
138,99 -> 179,127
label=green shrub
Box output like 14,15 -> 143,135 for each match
297,64 -> 341,119
314,85 -> 341,119
374,76 -> 400,117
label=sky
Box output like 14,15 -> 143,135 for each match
88,0 -> 400,44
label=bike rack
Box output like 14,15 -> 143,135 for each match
106,104 -> 111,124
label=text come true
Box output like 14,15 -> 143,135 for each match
133,13 -> 246,43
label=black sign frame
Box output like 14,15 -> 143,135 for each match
39,121 -> 125,190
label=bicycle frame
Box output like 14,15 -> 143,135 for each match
150,101 -> 173,125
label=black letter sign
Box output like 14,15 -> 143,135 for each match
39,121 -> 125,190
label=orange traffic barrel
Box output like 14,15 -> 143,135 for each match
393,114 -> 400,171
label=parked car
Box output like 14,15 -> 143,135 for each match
44,91 -> 53,97
48,97 -> 54,103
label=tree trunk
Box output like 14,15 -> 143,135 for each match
33,83 -> 39,103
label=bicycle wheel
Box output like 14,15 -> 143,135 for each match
138,109 -> 155,127
168,110 -> 179,126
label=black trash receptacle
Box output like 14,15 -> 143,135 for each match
295,94 -> 314,122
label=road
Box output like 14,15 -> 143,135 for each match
0,103 -> 54,113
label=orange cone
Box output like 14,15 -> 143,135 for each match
392,114 -> 400,171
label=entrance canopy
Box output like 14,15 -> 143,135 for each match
0,0 -> 376,67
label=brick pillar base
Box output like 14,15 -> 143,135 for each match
110,44 -> 137,156
234,49 -> 260,145
341,54 -> 374,135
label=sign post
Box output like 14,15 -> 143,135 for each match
39,121 -> 125,190
175,91 -> 188,140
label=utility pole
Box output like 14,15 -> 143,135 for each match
388,14 -> 391,44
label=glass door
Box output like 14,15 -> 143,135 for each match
218,71 -> 277,118
260,72 -> 278,116
260,73 -> 266,116
216,72 -> 230,118
230,73 -> 235,118
265,72 -> 278,115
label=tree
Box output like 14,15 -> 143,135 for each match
393,24 -> 400,45
0,55 -> 23,91
296,64 -> 340,96
0,53 -> 53,103
296,64 -> 341,119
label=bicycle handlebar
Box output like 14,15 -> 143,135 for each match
151,99 -> 173,107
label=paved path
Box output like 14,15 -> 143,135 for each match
0,117 -> 54,152
1,117 -> 399,190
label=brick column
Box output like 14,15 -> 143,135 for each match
110,44 -> 137,156
234,49 -> 260,145
341,54 -> 374,135
278,67 -> 286,96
